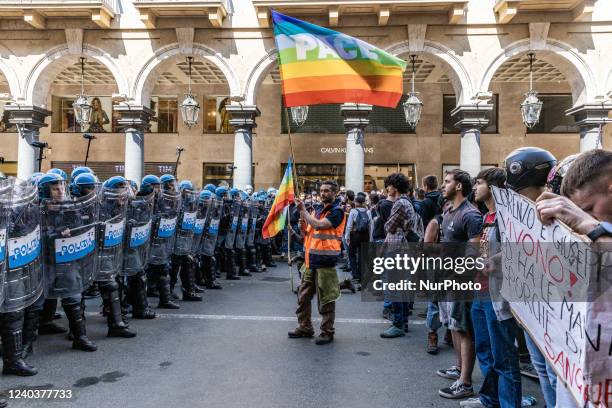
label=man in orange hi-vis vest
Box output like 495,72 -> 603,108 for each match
288,180 -> 346,345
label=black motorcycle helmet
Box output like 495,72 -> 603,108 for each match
504,147 -> 557,191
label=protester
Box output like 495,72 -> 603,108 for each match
380,173 -> 423,339
460,167 -> 522,408
504,147 -> 559,408
289,180 -> 345,345
437,169 -> 482,399
344,192 -> 371,290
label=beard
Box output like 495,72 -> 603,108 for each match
321,196 -> 333,204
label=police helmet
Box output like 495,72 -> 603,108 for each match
199,190 -> 213,202
104,175 -> 127,189
140,175 -> 161,195
215,186 -> 228,199
179,180 -> 194,191
504,147 -> 557,191
70,166 -> 93,183
229,188 -> 240,198
204,184 -> 216,193
38,173 -> 64,200
47,168 -> 68,181
28,172 -> 45,184
73,173 -> 98,197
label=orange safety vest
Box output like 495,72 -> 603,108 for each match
304,203 -> 346,269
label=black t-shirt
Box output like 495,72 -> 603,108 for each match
315,201 -> 343,229
441,199 -> 483,243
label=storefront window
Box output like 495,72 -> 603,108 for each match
281,163 -> 416,193
526,94 -> 577,133
52,96 -> 115,133
204,97 -> 232,134
202,162 -> 254,186
149,97 -> 178,133
50,161 -> 176,182
443,94 -> 499,134
0,102 -> 17,132
281,98 -> 416,134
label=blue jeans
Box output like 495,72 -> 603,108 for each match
391,302 -> 409,328
426,301 -> 441,332
524,331 -> 557,408
472,300 -> 522,408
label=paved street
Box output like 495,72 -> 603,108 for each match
1,263 -> 543,408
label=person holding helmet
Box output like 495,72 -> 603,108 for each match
123,175 -> 160,319
504,147 -> 559,408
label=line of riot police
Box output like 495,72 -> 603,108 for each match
0,167 -> 278,389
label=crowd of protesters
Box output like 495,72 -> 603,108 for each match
285,147 -> 612,407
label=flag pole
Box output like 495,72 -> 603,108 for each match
284,106 -> 299,292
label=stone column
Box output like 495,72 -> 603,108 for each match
226,104 -> 260,190
5,105 -> 51,179
114,105 -> 154,185
451,104 -> 493,177
566,103 -> 612,152
341,103 -> 371,193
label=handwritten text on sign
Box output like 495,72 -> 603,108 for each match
492,187 -> 610,407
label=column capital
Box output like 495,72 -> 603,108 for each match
565,102 -> 612,127
451,104 -> 493,130
5,104 -> 51,132
226,104 -> 260,129
341,103 -> 371,129
114,104 -> 155,132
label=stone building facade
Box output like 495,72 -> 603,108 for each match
0,0 -> 611,191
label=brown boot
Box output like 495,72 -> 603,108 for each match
287,327 -> 314,338
427,331 -> 439,355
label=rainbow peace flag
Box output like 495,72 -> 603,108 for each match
262,159 -> 295,239
272,10 -> 407,108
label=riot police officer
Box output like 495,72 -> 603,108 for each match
234,191 -> 252,277
199,189 -> 223,290
146,174 -> 180,309
1,177 -> 40,377
94,176 -> 136,338
170,180 -> 202,301
124,175 -> 158,319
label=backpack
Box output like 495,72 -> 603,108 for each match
399,197 -> 424,243
352,209 -> 370,233
350,209 -> 370,244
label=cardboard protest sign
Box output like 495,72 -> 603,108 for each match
492,187 -> 611,407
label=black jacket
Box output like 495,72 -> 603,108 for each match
420,191 -> 442,229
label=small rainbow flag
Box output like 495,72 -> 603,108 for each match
262,158 -> 295,239
272,10 -> 407,108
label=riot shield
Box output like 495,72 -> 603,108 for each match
191,196 -> 210,255
96,186 -> 129,281
234,201 -> 250,250
2,179 -> 43,312
148,190 -> 180,265
224,201 -> 242,249
41,191 -> 100,299
122,192 -> 155,276
200,197 -> 223,257
173,190 -> 198,256
0,178 -> 14,308
246,201 -> 259,247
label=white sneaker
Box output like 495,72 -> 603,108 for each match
459,397 -> 486,407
